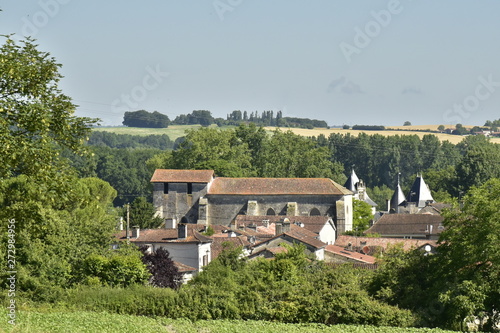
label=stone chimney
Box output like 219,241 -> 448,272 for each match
282,218 -> 291,233
275,222 -> 283,235
178,223 -> 187,239
165,218 -> 177,229
132,226 -> 140,239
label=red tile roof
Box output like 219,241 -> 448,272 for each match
325,245 -> 377,264
252,224 -> 326,249
234,215 -> 332,234
211,236 -> 251,259
115,225 -> 212,244
285,226 -> 327,249
335,235 -> 438,252
151,169 -> 214,183
208,177 -> 352,195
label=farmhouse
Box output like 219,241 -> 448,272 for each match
151,169 -> 354,236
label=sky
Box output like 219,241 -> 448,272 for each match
1,1 -> 500,127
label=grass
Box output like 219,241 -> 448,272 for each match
0,309 -> 463,333
93,125 -> 211,141
93,125 -> 500,145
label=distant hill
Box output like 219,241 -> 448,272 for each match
94,124 -> 500,145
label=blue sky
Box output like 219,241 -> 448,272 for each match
1,1 -> 499,126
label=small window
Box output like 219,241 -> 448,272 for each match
164,183 -> 169,194
266,208 -> 276,216
203,254 -> 209,266
187,183 -> 193,194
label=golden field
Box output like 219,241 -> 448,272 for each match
94,125 -> 500,145
263,126 -> 500,145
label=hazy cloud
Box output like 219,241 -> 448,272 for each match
327,76 -> 364,94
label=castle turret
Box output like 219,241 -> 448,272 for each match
406,174 -> 434,208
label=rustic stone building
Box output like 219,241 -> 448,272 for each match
151,169 -> 354,235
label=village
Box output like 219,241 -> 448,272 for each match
115,168 -> 446,282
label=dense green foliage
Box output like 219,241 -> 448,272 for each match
126,196 -> 163,229
352,125 -> 386,130
171,109 -> 329,128
147,124 -> 345,181
122,110 -> 170,128
349,199 -> 374,235
90,146 -> 160,205
88,131 -> 174,149
37,245 -> 414,327
0,36 -> 149,301
0,309 -> 461,333
0,36 -> 96,180
172,110 -> 215,126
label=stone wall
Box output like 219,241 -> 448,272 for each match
152,182 -> 209,225
207,194 -> 346,227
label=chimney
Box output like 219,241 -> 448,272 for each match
275,222 -> 283,235
132,226 -> 140,239
178,223 -> 187,239
282,218 -> 291,233
165,218 -> 177,229
262,219 -> 269,228
386,199 -> 390,212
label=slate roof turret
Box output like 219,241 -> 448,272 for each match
406,174 -> 434,208
390,174 -> 406,212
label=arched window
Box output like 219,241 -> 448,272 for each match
181,216 -> 189,224
310,208 -> 321,216
266,208 -> 276,216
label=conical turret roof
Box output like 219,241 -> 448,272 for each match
406,174 -> 434,208
344,169 -> 360,192
389,174 -> 406,213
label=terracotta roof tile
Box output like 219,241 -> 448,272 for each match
211,236 -> 251,259
325,245 -> 377,264
335,235 -> 438,252
234,215 -> 332,234
151,169 -> 214,183
208,177 -> 352,195
115,225 -> 212,244
252,225 -> 326,249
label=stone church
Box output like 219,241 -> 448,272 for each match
151,169 -> 354,235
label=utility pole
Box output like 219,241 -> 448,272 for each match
126,203 -> 130,241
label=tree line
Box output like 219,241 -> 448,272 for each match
122,109 -> 329,129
